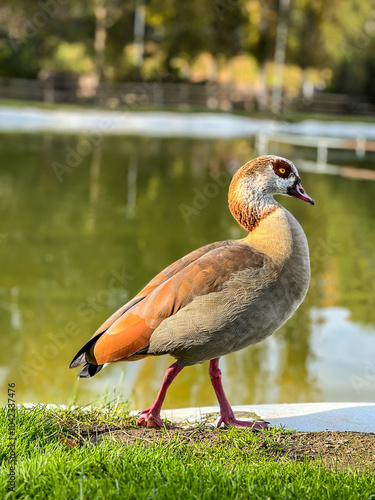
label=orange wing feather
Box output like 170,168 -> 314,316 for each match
70,241 -> 229,368
87,242 -> 264,366
95,241 -> 226,337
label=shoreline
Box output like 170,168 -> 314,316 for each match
21,402 -> 375,432
2,105 -> 375,139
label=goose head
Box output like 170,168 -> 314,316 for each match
229,155 -> 314,231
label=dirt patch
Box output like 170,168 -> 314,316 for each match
59,426 -> 375,472
264,431 -> 375,472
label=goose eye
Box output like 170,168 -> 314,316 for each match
279,168 -> 286,174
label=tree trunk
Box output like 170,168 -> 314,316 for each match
95,0 -> 108,82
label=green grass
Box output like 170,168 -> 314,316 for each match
1,404 -> 374,500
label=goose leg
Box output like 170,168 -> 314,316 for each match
136,362 -> 184,428
208,358 -> 269,430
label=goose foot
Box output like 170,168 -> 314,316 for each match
136,362 -> 184,429
136,407 -> 166,428
209,358 -> 270,431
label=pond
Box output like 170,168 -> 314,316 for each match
0,132 -> 374,409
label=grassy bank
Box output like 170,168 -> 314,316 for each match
1,404 -> 375,499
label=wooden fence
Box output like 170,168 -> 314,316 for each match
0,76 -> 374,115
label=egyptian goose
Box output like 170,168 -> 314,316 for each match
70,155 -> 314,429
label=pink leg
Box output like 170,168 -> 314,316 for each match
208,358 -> 269,430
136,362 -> 184,428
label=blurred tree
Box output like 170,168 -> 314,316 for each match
287,0 -> 373,95
0,0 -> 94,78
329,15 -> 375,104
93,0 -> 126,81
241,0 -> 279,109
0,0 -> 47,77
209,0 -> 248,58
145,0 -> 249,80
0,0 -> 375,105
146,0 -> 214,80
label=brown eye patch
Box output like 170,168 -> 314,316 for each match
273,159 -> 292,179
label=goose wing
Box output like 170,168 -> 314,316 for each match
70,241 -> 264,371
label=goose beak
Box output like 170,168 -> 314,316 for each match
288,181 -> 314,205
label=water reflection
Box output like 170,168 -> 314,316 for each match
0,133 -> 374,407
